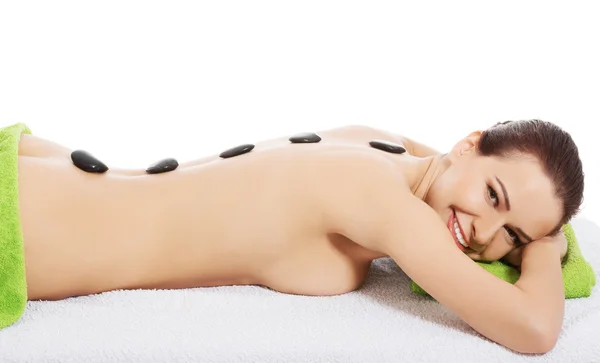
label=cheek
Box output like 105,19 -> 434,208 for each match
450,171 -> 483,203
451,186 -> 485,213
438,173 -> 475,203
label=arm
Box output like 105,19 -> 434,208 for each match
335,184 -> 564,353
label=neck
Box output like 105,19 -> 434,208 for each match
412,154 -> 451,203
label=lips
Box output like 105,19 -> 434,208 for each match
448,209 -> 468,251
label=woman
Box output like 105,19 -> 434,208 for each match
14,119 -> 583,353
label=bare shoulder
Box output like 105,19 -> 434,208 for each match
323,124 -> 441,158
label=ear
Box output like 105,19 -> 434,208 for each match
448,130 -> 483,163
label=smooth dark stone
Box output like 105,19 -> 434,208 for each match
368,139 -> 407,154
289,132 -> 322,143
146,158 -> 179,174
219,144 -> 255,158
70,150 -> 109,173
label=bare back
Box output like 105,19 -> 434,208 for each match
18,125 -> 432,300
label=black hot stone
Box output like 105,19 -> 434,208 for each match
146,158 -> 179,174
70,150 -> 109,173
219,144 -> 255,158
368,139 -> 407,154
289,132 -> 322,143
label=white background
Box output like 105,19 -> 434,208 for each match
1,1 -> 598,224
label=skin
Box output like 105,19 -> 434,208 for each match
16,125 -> 567,353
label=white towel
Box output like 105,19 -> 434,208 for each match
1,218 -> 599,363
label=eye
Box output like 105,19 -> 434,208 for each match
505,227 -> 523,246
487,185 -> 499,207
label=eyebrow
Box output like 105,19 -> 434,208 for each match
495,176 -> 511,211
495,176 -> 534,243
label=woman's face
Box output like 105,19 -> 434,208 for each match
425,131 -> 563,265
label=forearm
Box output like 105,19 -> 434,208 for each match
514,240 -> 565,343
393,245 -> 554,353
456,241 -> 564,353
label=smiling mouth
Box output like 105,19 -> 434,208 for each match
448,209 -> 469,251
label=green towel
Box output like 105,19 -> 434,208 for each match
411,223 -> 597,299
0,122 -> 32,329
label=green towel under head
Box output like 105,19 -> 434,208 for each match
0,123 -> 32,329
411,223 -> 596,299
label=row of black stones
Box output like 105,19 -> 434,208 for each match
70,150 -> 179,174
70,132 -> 406,174
218,132 -> 323,158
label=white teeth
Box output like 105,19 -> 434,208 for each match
453,220 -> 469,248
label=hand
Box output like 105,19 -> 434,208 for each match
557,230 -> 569,262
501,230 -> 567,269
533,229 -> 568,262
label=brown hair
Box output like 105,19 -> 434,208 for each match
477,119 -> 584,235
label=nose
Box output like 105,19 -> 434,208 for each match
471,216 -> 504,252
